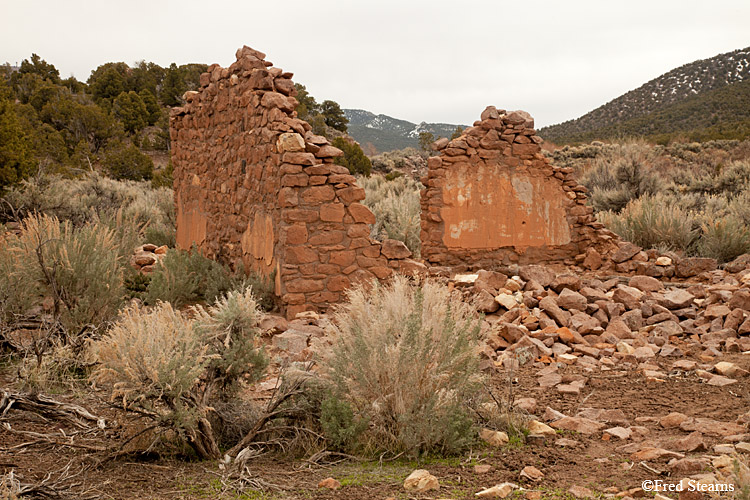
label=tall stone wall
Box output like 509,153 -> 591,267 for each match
171,46 -> 413,318
420,106 -> 616,270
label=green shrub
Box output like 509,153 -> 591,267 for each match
92,287 -> 267,459
321,276 -> 482,457
598,195 -> 697,252
580,140 -> 664,212
103,143 -> 154,181
695,215 -> 750,263
146,248 -> 275,310
332,137 -> 372,176
359,175 -> 422,257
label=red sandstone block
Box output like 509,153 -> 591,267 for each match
282,152 -> 316,165
285,278 -> 325,293
309,291 -> 340,303
286,246 -> 318,264
327,275 -> 351,292
285,224 -> 308,244
328,174 -> 356,184
300,185 -> 335,204
281,173 -> 309,187
304,165 -> 332,175
347,224 -> 370,238
278,187 -> 298,207
347,203 -> 376,224
283,209 -> 319,223
281,293 -> 306,305
329,250 -> 356,267
308,231 -> 345,245
320,203 -> 345,222
369,266 -> 393,279
279,164 -> 303,175
349,237 -> 371,249
336,186 -> 366,204
316,264 -> 341,275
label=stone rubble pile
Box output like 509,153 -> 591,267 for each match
130,243 -> 168,273
441,252 -> 750,383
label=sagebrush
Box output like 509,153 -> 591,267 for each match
92,287 -> 267,459
321,276 -> 482,456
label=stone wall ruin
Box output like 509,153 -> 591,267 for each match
420,106 -> 616,270
171,46 -> 622,317
170,46 -> 416,318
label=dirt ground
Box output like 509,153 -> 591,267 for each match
1,348 -> 748,500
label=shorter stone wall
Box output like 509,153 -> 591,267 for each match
420,106 -> 617,270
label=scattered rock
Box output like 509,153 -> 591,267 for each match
528,420 -> 557,438
476,483 -> 517,498
519,466 -> 544,482
479,428 -> 509,447
317,477 -> 341,490
404,469 -> 439,492
550,417 -> 605,435
567,485 -> 594,499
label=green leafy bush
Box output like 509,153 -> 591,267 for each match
92,288 -> 267,459
146,248 -> 275,310
103,143 -> 154,181
321,276 -> 482,456
332,137 -> 371,176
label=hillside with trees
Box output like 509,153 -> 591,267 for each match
540,46 -> 750,144
0,54 -> 206,191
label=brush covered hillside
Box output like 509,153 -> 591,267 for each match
344,108 -> 466,153
541,47 -> 750,144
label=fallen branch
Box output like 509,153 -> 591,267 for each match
1,424 -> 106,452
0,389 -> 105,429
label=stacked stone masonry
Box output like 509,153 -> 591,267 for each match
170,46 -> 416,318
420,106 -> 618,270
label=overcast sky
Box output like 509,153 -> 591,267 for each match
2,0 -> 748,128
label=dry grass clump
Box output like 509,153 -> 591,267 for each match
91,287 -> 267,459
1,172 -> 175,247
0,214 -> 124,346
358,174 -> 422,257
320,276 -> 482,456
598,195 -> 697,252
552,139 -> 750,262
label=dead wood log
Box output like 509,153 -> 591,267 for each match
0,389 -> 105,429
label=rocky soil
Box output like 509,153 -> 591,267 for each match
2,245 -> 750,499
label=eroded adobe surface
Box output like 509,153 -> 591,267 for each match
170,46 -> 415,318
421,106 -> 616,269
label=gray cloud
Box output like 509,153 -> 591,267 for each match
3,0 -> 748,127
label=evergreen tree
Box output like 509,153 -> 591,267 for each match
418,131 -> 435,153
103,143 -> 153,180
18,53 -> 60,84
139,89 -> 161,125
160,63 -> 186,107
90,66 -> 126,102
320,100 -> 348,132
113,91 -> 148,133
0,81 -> 36,190
332,137 -> 371,176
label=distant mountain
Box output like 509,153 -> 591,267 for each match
344,109 -> 466,153
540,47 -> 750,144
